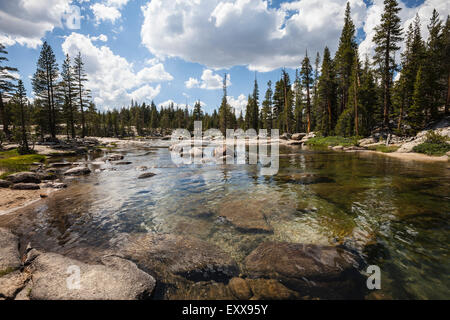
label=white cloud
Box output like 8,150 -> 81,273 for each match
0,0 -> 73,48
90,34 -> 108,42
91,0 -> 129,24
62,32 -> 172,108
227,94 -> 247,116
185,69 -> 231,90
91,3 -> 121,23
359,0 -> 450,61
141,0 -> 367,72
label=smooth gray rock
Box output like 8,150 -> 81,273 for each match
291,133 -> 307,140
6,172 -> 41,184
63,167 -> 91,176
11,183 -> 40,190
0,228 -> 21,272
28,251 -> 156,300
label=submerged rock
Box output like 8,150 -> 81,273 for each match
228,277 -> 252,300
116,233 -> 239,282
116,161 -> 132,165
279,173 -> 335,185
244,242 -> 366,299
48,162 -> 72,168
138,172 -> 156,179
42,182 -> 67,189
0,228 -> 21,272
218,200 -> 273,233
28,251 -> 155,300
11,183 -> 40,190
63,167 -> 91,176
105,154 -> 124,161
6,172 -> 41,184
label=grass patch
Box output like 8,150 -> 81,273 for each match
367,145 -> 399,153
0,149 -> 46,177
412,131 -> 450,156
0,267 -> 17,277
305,136 -> 360,147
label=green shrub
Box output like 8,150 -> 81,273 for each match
412,132 -> 450,156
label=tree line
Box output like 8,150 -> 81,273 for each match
0,0 -> 449,154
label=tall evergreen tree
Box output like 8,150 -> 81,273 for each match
0,43 -> 17,139
32,41 -> 59,139
335,2 -> 357,115
373,0 -> 403,127
13,80 -> 29,153
60,54 -> 77,138
317,47 -> 336,135
300,54 -> 313,133
261,80 -> 273,131
219,74 -> 232,133
73,52 -> 90,138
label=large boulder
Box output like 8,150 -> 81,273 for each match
217,200 -> 273,233
11,183 -> 40,190
280,133 -> 291,140
116,233 -> 239,282
6,172 -> 41,184
63,167 -> 91,176
244,242 -> 366,299
27,251 -> 155,300
0,270 -> 27,299
0,179 -> 12,188
291,133 -> 307,141
0,228 -> 21,273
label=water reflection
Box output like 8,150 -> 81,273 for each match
0,143 -> 448,299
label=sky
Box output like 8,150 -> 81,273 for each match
0,0 -> 448,115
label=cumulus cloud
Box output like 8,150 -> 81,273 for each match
91,0 -> 129,24
227,94 -> 247,116
0,0 -> 74,48
158,99 -> 206,111
62,32 -> 172,108
140,0 -> 367,72
359,0 -> 450,61
185,69 -> 231,90
90,34 -> 108,42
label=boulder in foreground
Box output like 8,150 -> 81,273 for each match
6,172 -> 41,184
28,251 -> 155,300
11,183 -> 40,190
244,242 -> 366,299
63,167 -> 91,176
0,228 -> 21,272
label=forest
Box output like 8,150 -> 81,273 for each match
0,0 -> 449,154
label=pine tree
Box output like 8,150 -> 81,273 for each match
218,73 -> 231,133
335,2 -> 357,115
410,66 -> 426,131
349,51 -> 361,136
251,74 -> 259,130
373,0 -> 403,127
444,16 -> 450,115
73,52 -> 91,138
261,80 -> 273,131
317,47 -> 336,135
13,80 -> 29,153
32,41 -> 59,139
281,69 -> 293,133
60,54 -> 77,138
193,100 -> 203,120
294,70 -> 303,132
300,54 -> 313,133
0,43 -> 18,139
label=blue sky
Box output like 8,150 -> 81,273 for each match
1,0 -> 446,115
